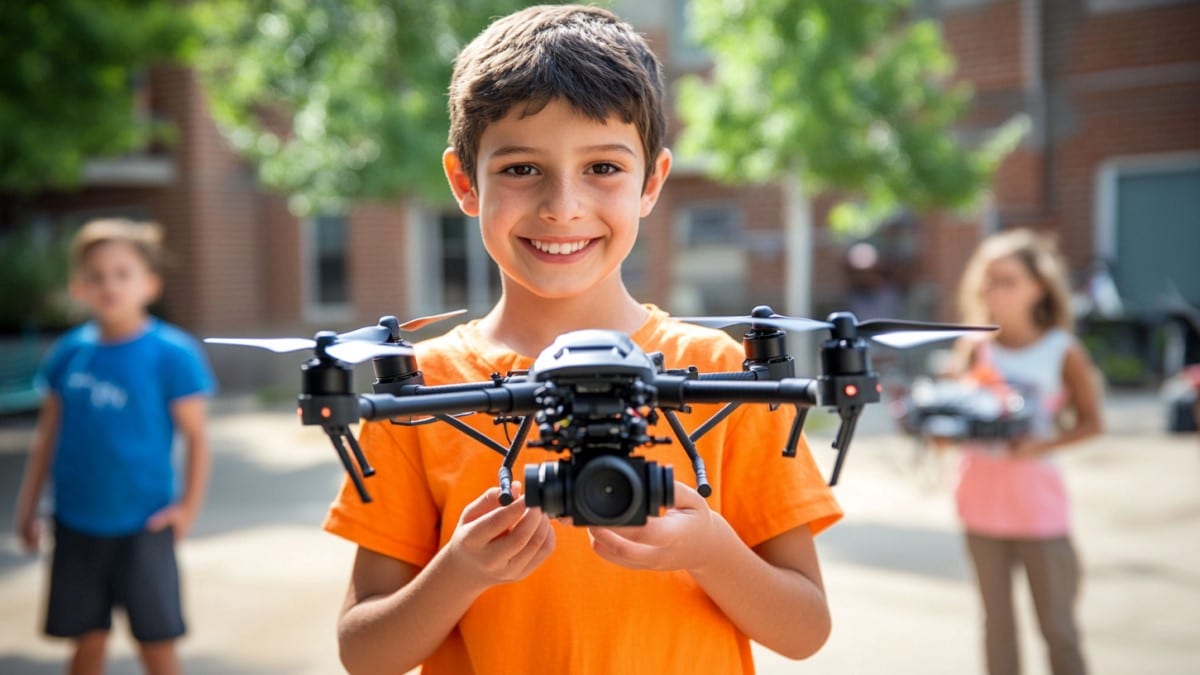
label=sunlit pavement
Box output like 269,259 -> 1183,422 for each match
1,393 -> 1196,674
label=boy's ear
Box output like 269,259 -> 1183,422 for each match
443,148 -> 480,217
640,148 -> 672,218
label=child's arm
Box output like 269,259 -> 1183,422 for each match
1011,342 -> 1103,457
337,486 -> 555,675
147,396 -> 210,539
13,394 -> 61,552
590,483 -> 831,660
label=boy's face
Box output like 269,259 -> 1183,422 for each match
71,241 -> 161,326
444,99 -> 670,301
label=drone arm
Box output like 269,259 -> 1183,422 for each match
358,382 -> 541,421
433,414 -> 509,457
662,410 -> 712,497
656,376 -> 820,407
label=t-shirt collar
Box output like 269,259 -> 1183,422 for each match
451,304 -> 669,375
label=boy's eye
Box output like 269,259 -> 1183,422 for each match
588,162 -> 621,176
502,164 -> 538,177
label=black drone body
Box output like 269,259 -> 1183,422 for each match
207,306 -> 993,526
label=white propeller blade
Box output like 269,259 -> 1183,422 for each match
204,337 -> 316,353
871,330 -> 972,349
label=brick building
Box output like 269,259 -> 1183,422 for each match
7,0 -> 1198,387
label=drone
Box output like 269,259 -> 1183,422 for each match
206,306 -> 993,526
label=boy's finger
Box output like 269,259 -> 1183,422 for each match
508,517 -> 555,574
460,487 -> 506,524
466,498 -> 528,541
460,481 -> 524,524
492,509 -> 548,559
589,527 -> 657,567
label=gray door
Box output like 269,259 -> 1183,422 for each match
1114,165 -> 1200,309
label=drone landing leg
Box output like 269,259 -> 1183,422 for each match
828,406 -> 863,487
327,427 -> 372,502
498,416 -> 534,506
662,410 -> 712,498
783,405 -> 809,457
345,431 -> 375,477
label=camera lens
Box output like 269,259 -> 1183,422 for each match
574,455 -> 643,526
646,462 -> 674,515
524,462 -> 567,518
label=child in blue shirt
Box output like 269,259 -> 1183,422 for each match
13,218 -> 215,675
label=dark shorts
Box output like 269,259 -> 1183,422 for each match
46,519 -> 186,643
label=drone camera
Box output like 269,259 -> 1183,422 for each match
524,453 -> 674,526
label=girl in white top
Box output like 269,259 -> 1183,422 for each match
952,229 -> 1103,675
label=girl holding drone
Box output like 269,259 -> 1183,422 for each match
951,229 -> 1103,675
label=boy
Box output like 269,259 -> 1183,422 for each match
324,6 -> 842,674
13,218 -> 215,675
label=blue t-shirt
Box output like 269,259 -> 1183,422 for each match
37,318 -> 216,536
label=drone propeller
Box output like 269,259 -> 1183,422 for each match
204,337 -> 319,354
673,308 -> 833,333
204,309 -> 467,363
676,305 -> 994,348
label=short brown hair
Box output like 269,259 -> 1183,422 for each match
70,218 -> 166,275
448,4 -> 666,187
958,228 -> 1075,332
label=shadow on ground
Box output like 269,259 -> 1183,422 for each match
0,654 -> 280,675
820,521 -> 972,582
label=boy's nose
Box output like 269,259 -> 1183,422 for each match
537,177 -> 584,224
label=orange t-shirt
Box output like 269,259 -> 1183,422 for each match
324,305 -> 842,674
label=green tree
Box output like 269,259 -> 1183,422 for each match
193,0 -> 544,215
678,0 -> 1025,228
676,0 -> 1025,317
0,0 -> 196,192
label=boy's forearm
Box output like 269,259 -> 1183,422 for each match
339,547 -> 489,674
15,399 -> 59,517
687,517 -> 831,660
179,433 -> 210,513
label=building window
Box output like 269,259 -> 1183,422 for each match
305,213 -> 349,318
670,202 -> 747,315
438,211 -> 499,314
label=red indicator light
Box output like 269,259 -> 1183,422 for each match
844,384 -> 858,397
321,406 -> 332,419
876,383 -> 883,393
296,407 -> 303,417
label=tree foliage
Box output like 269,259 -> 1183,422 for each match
193,0 -> 542,215
0,0 -> 195,192
677,0 -> 1026,232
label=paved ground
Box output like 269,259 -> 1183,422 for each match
1,393 -> 1197,674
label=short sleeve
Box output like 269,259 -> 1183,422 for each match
34,337 -> 72,396
161,336 -> 217,401
323,420 -> 442,567
718,402 -> 842,548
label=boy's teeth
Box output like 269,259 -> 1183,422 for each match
531,239 -> 588,255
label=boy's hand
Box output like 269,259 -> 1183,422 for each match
15,510 -> 40,553
588,481 -> 725,573
445,482 -> 556,591
146,502 -> 198,541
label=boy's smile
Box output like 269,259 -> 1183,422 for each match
444,98 -> 670,301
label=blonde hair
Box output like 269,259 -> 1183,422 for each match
70,218 -> 166,275
958,228 -> 1074,332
